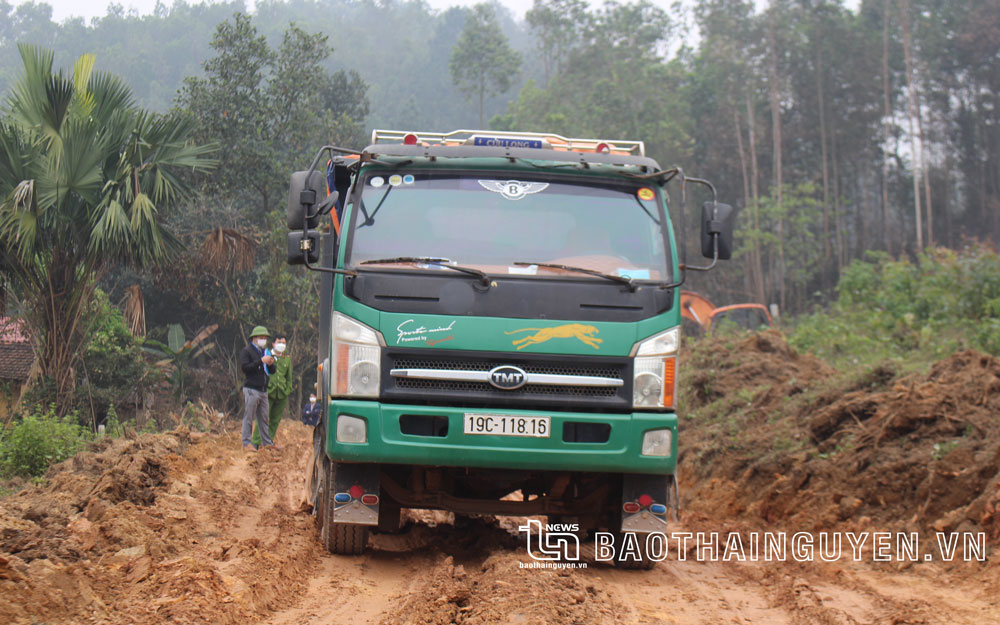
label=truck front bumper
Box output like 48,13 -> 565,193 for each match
326,401 -> 677,474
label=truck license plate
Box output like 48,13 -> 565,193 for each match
463,413 -> 550,437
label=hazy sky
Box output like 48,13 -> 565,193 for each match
25,0 -> 859,26
30,0 -> 568,21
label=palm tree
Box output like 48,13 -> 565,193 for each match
0,45 -> 216,414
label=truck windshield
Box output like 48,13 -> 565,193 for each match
346,173 -> 670,281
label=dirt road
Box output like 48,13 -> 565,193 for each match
4,417 -> 995,625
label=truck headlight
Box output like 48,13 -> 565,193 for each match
331,313 -> 383,398
641,429 -> 673,456
630,327 -> 678,409
336,415 -> 367,443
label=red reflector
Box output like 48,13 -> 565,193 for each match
403,133 -> 418,145
637,494 -> 654,508
360,494 -> 379,506
348,484 -> 365,499
596,142 -> 610,154
623,502 -> 641,513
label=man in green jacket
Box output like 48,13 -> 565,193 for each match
252,333 -> 293,447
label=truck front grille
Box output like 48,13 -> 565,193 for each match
381,348 -> 632,411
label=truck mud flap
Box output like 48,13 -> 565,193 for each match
332,463 -> 380,526
620,473 -> 677,534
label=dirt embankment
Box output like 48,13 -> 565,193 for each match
0,425 -> 319,625
680,331 -> 1000,548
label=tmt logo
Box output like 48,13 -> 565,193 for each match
488,365 -> 527,390
519,519 -> 580,561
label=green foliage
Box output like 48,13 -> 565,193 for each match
74,290 -> 148,426
0,404 -> 90,477
450,4 -> 522,128
0,44 -> 215,413
142,323 -> 217,399
503,1 -> 689,163
790,244 -> 1000,368
178,13 -> 368,219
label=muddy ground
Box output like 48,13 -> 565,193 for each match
2,332 -> 999,624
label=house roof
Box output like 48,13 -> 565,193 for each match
0,344 -> 33,381
0,317 -> 29,344
0,318 -> 33,382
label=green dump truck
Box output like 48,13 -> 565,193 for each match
286,129 -> 733,568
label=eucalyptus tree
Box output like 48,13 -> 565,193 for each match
0,45 -> 216,413
450,3 -> 522,128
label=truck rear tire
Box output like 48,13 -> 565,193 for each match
613,530 -> 658,570
376,497 -> 402,533
320,461 -> 370,555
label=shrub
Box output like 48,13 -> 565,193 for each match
0,404 -> 91,477
789,243 -> 1000,368
74,291 -> 148,427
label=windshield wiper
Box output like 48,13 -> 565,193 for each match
513,261 -> 636,291
359,257 -> 491,289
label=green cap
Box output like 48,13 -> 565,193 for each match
250,325 -> 270,338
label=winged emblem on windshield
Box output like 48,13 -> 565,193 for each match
478,180 -> 550,201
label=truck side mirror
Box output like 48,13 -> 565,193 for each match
287,171 -> 326,230
287,230 -> 320,266
700,202 -> 734,260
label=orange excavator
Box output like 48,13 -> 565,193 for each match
680,291 -> 772,335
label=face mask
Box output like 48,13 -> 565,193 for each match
273,342 -> 286,353
255,338 -> 267,348
309,396 -> 317,404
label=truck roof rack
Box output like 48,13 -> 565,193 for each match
371,129 -> 645,157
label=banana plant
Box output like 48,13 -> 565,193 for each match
142,323 -> 218,399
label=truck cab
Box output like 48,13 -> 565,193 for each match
286,129 -> 733,568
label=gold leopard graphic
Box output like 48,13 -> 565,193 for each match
505,323 -> 603,350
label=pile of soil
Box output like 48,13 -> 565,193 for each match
377,551 -> 626,625
679,331 -> 1000,552
0,425 -> 318,625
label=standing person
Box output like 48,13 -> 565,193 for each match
302,391 -> 322,426
240,326 -> 275,450
253,333 -> 293,447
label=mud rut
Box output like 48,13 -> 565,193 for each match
211,424 -> 1000,625
2,419 -> 997,625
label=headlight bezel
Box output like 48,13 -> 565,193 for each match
630,326 -> 679,410
330,312 -> 384,399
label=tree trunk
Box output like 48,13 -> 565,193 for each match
734,107 -> 766,304
746,93 -> 765,304
32,254 -> 99,418
767,10 -> 785,312
816,44 -> 831,270
832,135 -> 844,271
859,169 -> 870,255
882,0 -> 894,257
478,85 -> 485,129
900,0 -> 923,253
